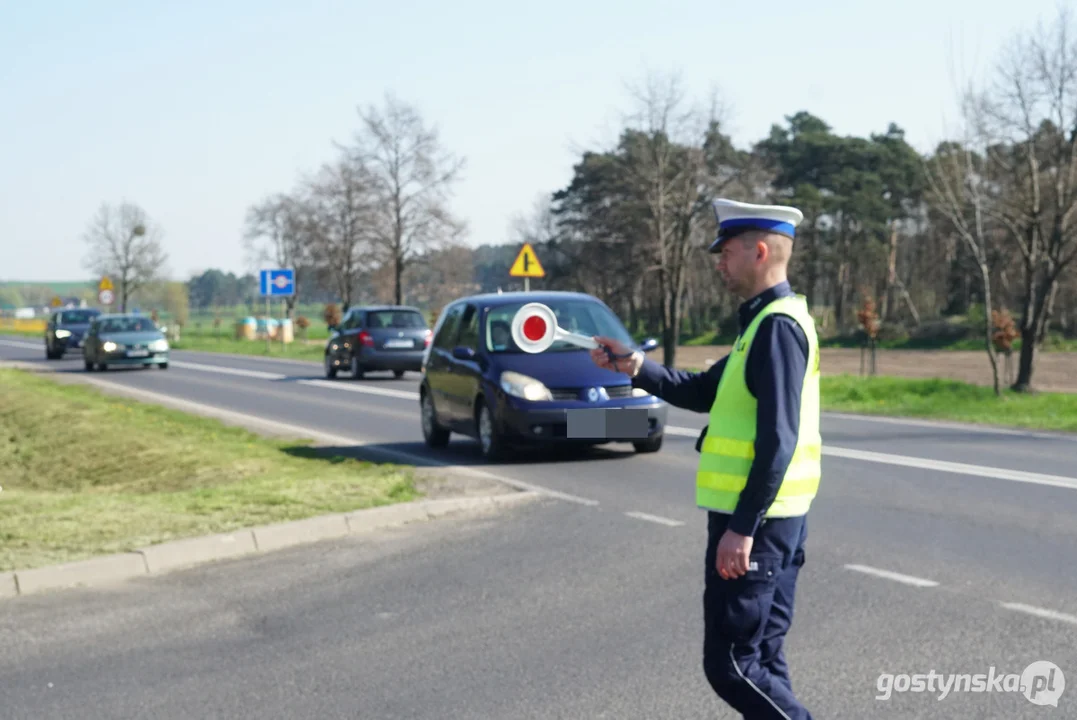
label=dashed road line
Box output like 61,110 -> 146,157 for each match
844,564 -> 940,588
624,511 -> 685,527
999,602 -> 1077,626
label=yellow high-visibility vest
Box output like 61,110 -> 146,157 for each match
696,294 -> 822,517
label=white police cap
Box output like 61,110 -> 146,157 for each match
709,198 -> 804,253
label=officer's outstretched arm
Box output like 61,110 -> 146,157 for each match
630,355 -> 728,413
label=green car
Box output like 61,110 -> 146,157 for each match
83,313 -> 170,371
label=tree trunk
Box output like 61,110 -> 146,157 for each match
978,262 -> 1002,397
1013,271 -> 1053,392
394,255 -> 404,306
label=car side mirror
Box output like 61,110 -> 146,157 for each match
640,338 -> 659,353
452,346 -> 476,361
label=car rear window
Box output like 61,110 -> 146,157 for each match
58,310 -> 97,324
368,311 -> 426,329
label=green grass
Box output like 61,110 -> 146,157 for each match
0,369 -> 418,572
819,374 -> 1077,432
170,335 -> 325,361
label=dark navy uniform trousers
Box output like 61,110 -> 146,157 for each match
703,510 -> 812,720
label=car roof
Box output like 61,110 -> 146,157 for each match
92,313 -> 152,320
447,290 -> 603,310
350,305 -> 424,313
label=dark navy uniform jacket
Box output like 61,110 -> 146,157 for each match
630,281 -> 809,538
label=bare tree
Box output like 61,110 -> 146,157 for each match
306,155 -> 376,311
82,201 -> 167,312
973,6 -> 1077,390
347,93 -> 467,305
616,71 -> 720,367
925,137 -> 1004,396
243,192 -> 311,319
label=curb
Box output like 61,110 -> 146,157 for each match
2,491 -> 540,601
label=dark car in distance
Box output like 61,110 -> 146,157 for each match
324,305 -> 432,379
44,308 -> 101,359
419,290 -> 667,460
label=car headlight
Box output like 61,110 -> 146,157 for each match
102,341 -> 118,352
150,339 -> 169,352
55,329 -> 71,339
500,371 -> 553,402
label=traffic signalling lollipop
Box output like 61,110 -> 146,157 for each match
509,302 -> 635,367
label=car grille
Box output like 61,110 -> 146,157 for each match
549,385 -> 633,401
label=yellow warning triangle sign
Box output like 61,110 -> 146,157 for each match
509,243 -> 545,278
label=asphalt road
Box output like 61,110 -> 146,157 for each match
2,336 -> 1076,718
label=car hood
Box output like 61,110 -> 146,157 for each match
98,331 -> 165,344
56,323 -> 91,333
492,349 -> 631,389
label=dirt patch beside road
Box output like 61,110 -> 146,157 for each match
672,345 -> 1077,394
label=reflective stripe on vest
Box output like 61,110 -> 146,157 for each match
695,294 -> 822,517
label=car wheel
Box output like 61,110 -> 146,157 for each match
633,434 -> 663,453
350,355 -> 364,379
84,360 -> 94,371
477,400 -> 506,461
393,370 -> 405,379
159,362 -> 169,370
420,390 -> 450,447
324,354 -> 337,379
98,364 -> 108,371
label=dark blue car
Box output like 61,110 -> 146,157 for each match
419,290 -> 667,460
44,308 -> 101,359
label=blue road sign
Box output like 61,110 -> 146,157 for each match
260,268 -> 295,297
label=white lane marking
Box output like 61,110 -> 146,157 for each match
72,375 -> 600,507
999,602 -> 1077,626
667,425 -> 1077,490
822,445 -> 1077,491
844,564 -> 940,588
298,378 -> 420,401
168,360 -> 422,400
0,340 -> 42,350
169,360 -> 284,380
624,511 -> 684,527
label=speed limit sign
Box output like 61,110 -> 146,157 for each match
98,289 -> 114,306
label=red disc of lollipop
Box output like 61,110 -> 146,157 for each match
522,315 -> 547,342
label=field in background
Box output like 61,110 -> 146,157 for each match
675,345 -> 1077,394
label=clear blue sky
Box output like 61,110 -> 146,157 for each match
0,0 -> 1063,283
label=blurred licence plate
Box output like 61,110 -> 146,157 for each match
127,350 -> 150,357
384,339 -> 412,348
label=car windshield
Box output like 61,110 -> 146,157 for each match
97,317 -> 157,333
484,299 -> 635,353
57,310 -> 97,324
368,310 -> 426,329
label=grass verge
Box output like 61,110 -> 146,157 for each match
819,374 -> 1077,432
170,335 -> 325,361
0,368 -> 418,572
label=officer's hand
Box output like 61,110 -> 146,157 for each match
589,335 -> 641,376
716,530 -> 754,580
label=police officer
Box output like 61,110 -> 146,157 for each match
590,198 -> 820,719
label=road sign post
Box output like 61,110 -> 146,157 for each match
259,269 -> 295,352
509,243 -> 545,292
